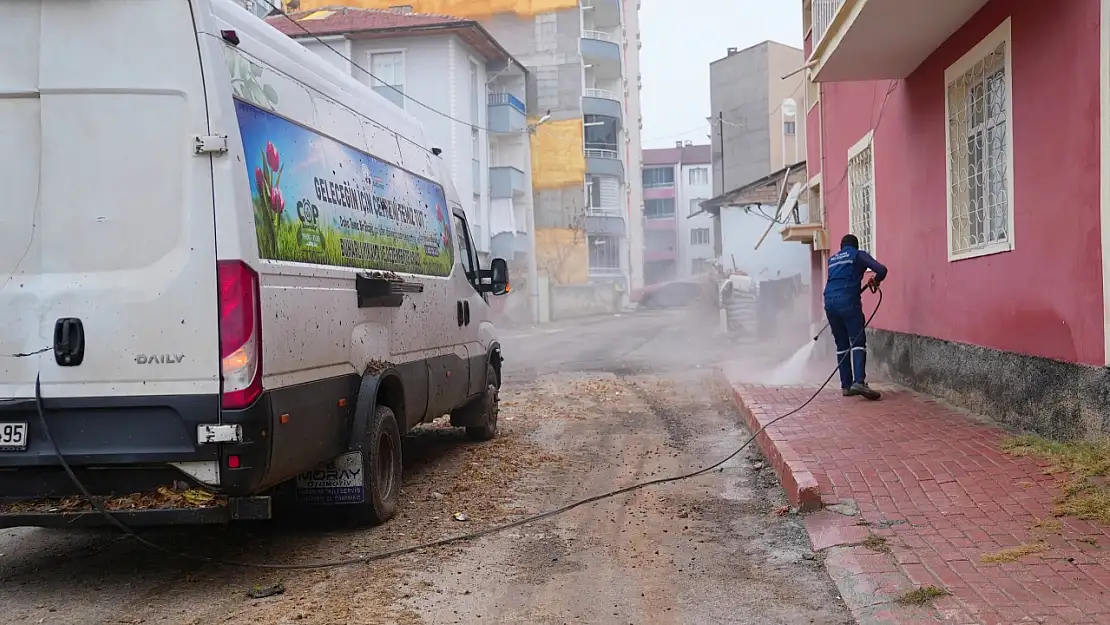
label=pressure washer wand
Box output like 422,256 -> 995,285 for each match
811,280 -> 879,342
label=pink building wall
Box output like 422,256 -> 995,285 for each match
812,0 -> 1104,365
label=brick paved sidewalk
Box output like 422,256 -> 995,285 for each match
721,369 -> 1110,625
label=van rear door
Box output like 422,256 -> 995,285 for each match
0,1 -> 220,402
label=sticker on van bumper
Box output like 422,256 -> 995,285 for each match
295,451 -> 364,505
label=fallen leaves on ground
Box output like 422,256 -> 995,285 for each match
1001,435 -> 1110,524
1,485 -> 225,514
980,542 -> 1049,564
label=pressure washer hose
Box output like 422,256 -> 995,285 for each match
812,281 -> 880,341
32,289 -> 884,571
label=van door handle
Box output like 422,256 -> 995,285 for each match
463,301 -> 471,326
457,301 -> 464,327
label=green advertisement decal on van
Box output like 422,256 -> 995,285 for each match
233,99 -> 454,276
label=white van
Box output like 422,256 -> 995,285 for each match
0,0 -> 508,527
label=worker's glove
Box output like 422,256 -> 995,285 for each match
864,277 -> 880,293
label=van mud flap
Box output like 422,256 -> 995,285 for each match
294,451 -> 365,505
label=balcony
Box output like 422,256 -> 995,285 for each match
582,89 -> 623,120
581,30 -> 622,80
585,209 -> 625,236
487,92 -> 526,133
489,166 -> 526,199
585,144 -> 625,182
809,0 -> 990,82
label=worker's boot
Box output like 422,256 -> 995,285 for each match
841,388 -> 851,397
848,382 -> 881,401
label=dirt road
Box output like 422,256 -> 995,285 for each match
1,310 -> 851,624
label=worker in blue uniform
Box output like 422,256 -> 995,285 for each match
823,234 -> 887,400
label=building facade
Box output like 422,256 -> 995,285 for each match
284,0 -> 645,319
268,8 -> 531,271
801,0 -> 1110,439
709,41 -> 808,198
641,142 -> 714,282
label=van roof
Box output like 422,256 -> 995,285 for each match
213,0 -> 433,153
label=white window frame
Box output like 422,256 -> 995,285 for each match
943,18 -> 1015,262
690,228 -> 711,246
688,167 -> 708,186
847,130 -> 876,257
368,49 -> 406,109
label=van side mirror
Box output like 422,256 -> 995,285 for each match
489,258 -> 509,296
478,258 -> 510,295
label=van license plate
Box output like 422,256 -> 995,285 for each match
0,423 -> 28,451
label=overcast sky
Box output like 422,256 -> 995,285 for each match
639,1 -> 803,150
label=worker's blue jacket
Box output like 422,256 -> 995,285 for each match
823,246 -> 888,305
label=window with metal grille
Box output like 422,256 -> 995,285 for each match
847,133 -> 875,256
945,21 -> 1013,260
588,235 -> 621,270
690,228 -> 711,246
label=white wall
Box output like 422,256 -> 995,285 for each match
677,162 -> 714,277
347,35 -> 490,252
301,37 -> 352,76
624,0 -> 645,294
719,203 -> 811,283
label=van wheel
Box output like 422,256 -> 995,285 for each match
465,363 -> 500,441
348,404 -> 402,526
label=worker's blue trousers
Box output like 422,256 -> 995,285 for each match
824,296 -> 867,389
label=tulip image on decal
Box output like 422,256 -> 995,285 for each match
252,141 -> 285,258
265,141 -> 281,173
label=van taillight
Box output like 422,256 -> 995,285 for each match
217,260 -> 261,410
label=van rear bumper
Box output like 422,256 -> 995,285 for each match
0,496 -> 272,528
0,392 -> 273,500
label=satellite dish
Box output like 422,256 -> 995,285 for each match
782,98 -> 798,118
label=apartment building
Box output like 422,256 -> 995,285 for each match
640,142 -> 714,283
268,8 -> 531,271
799,0 -> 1110,439
284,0 -> 645,319
709,41 -> 807,196
235,0 -> 279,17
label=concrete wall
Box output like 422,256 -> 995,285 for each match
710,44 -> 770,195
710,41 -> 806,197
815,0 -> 1102,366
623,0 -> 645,294
550,283 -> 624,320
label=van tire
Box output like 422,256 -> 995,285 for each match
465,363 -> 500,441
348,404 -> 402,526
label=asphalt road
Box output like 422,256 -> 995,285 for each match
0,309 -> 850,624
